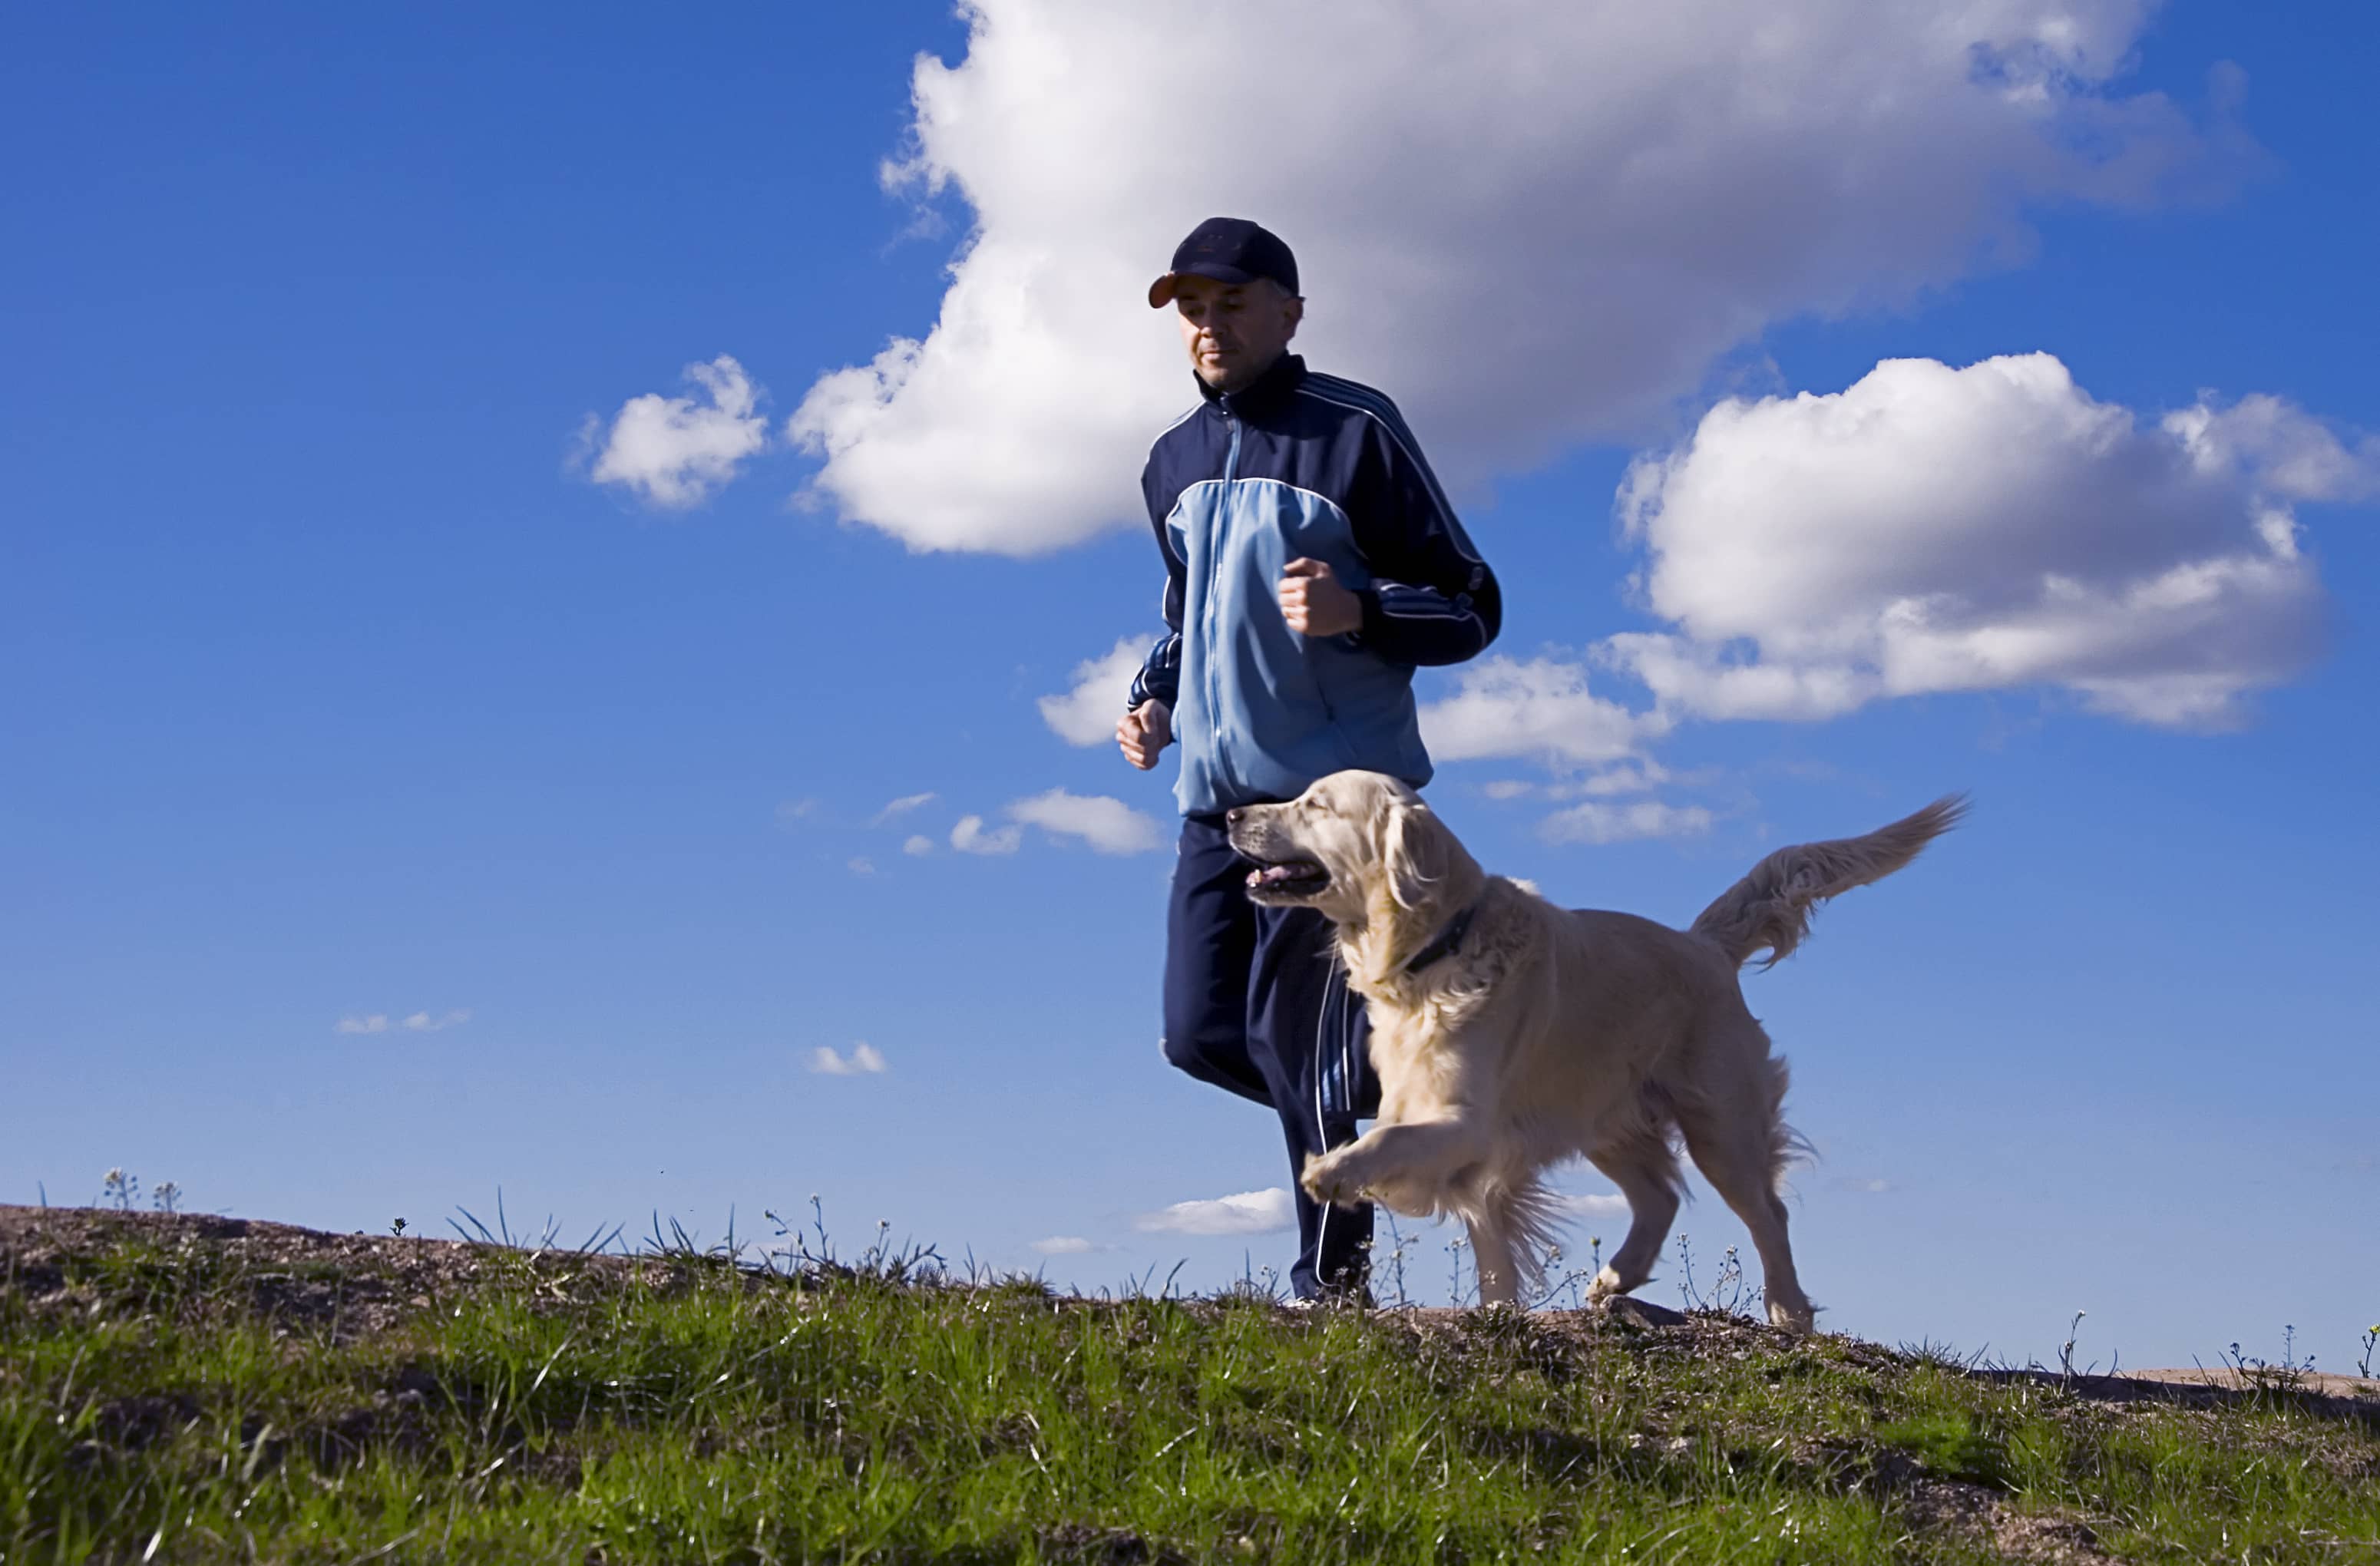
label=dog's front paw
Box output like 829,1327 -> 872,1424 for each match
1300,1151 -> 1358,1208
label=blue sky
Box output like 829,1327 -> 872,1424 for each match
5,2 -> 2375,1373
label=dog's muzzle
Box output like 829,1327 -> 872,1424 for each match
1226,807 -> 1330,903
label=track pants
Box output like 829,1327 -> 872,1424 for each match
1161,811 -> 1380,1298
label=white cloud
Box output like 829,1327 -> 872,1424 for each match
1606,355 -> 2368,728
775,797 -> 821,824
790,0 -> 2238,554
1565,764 -> 1677,799
871,791 -> 938,825
1007,788 -> 1165,855
810,1042 -> 888,1076
336,1009 -> 471,1036
903,834 -> 935,857
1561,762 -> 1694,799
589,355 -> 770,509
1038,636 -> 1154,746
1031,1236 -> 1098,1255
1540,800 -> 1716,845
848,857 -> 877,876
1418,656 -> 1664,766
1134,1188 -> 1296,1237
2166,394 -> 2380,504
950,814 -> 1023,855
1554,1193 -> 1632,1219
1478,765 -> 1684,803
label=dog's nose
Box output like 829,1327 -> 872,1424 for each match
1225,808 -> 1245,827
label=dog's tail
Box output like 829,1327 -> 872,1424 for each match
1691,795 -> 1967,970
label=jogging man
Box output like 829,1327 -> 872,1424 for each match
1118,216 -> 1501,1301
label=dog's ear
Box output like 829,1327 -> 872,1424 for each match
1383,801 -> 1449,913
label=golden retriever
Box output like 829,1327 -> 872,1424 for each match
1225,771 -> 1962,1329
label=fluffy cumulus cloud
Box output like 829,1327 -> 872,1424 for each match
590,355 -> 769,508
1419,656 -> 1664,766
1038,636 -> 1154,746
810,1042 -> 888,1075
1007,788 -> 1164,855
1030,1236 -> 1097,1255
1134,1188 -> 1296,1237
790,0 -> 2239,554
1606,355 -> 2374,727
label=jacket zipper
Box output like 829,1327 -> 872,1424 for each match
1207,409 -> 1242,768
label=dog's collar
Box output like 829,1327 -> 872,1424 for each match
1401,900 -> 1481,976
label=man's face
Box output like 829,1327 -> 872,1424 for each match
1173,275 -> 1303,393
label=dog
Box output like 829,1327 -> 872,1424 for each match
1225,771 -> 1962,1330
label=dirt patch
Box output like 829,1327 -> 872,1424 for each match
1977,1366 -> 2380,1429
0,1204 -> 707,1341
1033,1523 -> 1191,1564
1894,1473 -> 2118,1565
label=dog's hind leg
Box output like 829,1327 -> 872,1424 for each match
1674,1053 -> 1815,1333
1582,1129 -> 1683,1308
1466,1208 -> 1522,1309
1467,1178 -> 1565,1310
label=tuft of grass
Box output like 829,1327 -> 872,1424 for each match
2,1205 -> 2375,1564
1873,1410 -> 2008,1487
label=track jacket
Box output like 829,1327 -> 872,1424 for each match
1128,353 -> 1500,815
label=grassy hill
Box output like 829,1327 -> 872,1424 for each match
4,1205 -> 2375,1564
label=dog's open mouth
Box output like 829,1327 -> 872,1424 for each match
1243,856 -> 1330,898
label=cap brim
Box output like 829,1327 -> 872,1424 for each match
1147,263 -> 1259,308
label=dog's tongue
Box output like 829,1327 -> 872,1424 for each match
1246,864 -> 1300,888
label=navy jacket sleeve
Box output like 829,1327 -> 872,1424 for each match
1342,408 -> 1501,666
1128,454 -> 1185,710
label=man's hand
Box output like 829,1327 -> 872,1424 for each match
1117,699 -> 1173,770
1278,557 -> 1363,637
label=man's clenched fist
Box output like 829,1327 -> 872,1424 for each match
1117,699 -> 1173,770
1278,557 -> 1363,637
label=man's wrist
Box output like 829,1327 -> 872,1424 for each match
1350,586 -> 1383,647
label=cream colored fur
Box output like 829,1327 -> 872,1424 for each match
1227,772 -> 1964,1329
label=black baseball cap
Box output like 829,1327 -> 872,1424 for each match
1147,216 -> 1300,308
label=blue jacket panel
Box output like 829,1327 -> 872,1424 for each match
1128,355 -> 1499,814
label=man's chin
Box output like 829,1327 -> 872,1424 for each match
1198,356 -> 1268,393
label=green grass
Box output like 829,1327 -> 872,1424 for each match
4,1213 -> 2377,1564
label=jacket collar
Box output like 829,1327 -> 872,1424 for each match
1197,352 -> 1306,421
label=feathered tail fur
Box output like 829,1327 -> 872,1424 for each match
1691,796 -> 1968,970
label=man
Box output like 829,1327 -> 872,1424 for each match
1118,216 -> 1501,1301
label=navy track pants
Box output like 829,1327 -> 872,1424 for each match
1162,811 -> 1380,1298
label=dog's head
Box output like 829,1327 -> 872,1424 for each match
1226,770 -> 1482,940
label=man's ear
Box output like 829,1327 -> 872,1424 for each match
1281,289 -> 1304,340
1383,801 -> 1447,913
